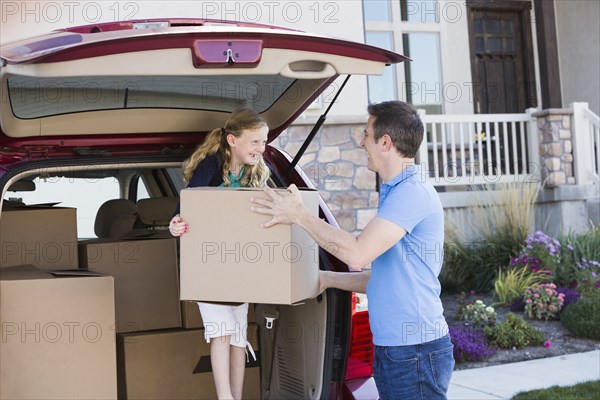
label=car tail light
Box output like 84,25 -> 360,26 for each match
345,293 -> 374,381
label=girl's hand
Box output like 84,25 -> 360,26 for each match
169,214 -> 189,236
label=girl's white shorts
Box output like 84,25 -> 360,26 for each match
197,302 -> 249,348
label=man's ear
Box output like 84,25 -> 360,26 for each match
381,134 -> 394,151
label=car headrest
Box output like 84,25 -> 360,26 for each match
94,199 -> 138,239
8,180 -> 36,192
136,197 -> 180,228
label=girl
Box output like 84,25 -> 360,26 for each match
169,108 -> 270,400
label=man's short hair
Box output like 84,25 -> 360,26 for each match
367,101 -> 424,158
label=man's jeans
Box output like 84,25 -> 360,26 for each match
373,334 -> 455,400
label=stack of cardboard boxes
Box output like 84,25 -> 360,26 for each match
1,188 -> 320,399
1,205 -> 117,399
0,265 -> 118,399
0,202 -> 262,399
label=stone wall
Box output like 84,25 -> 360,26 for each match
271,118 -> 377,236
534,108 -> 575,187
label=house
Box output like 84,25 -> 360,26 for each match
271,0 -> 600,238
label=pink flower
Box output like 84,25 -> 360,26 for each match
544,340 -> 552,348
526,299 -> 533,304
545,288 -> 554,296
534,293 -> 540,298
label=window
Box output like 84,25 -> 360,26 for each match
363,0 -> 391,21
401,0 -> 438,23
402,33 -> 443,114
363,0 -> 444,113
8,75 -> 295,119
136,177 -> 150,201
5,176 -> 120,238
365,32 -> 397,104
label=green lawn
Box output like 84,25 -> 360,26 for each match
512,380 -> 600,399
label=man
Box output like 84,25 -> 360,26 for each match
250,101 -> 454,399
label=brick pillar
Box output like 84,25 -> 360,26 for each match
533,109 -> 575,187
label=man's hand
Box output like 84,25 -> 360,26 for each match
249,184 -> 307,228
169,214 -> 188,236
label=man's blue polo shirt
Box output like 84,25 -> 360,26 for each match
366,164 -> 448,346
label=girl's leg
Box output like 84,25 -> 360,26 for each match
210,336 -> 234,400
230,303 -> 250,399
229,345 -> 246,400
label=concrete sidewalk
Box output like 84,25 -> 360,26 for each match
448,350 -> 600,399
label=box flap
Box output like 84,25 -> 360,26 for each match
49,269 -> 106,277
0,264 -> 51,280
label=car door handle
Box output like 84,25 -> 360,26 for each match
280,62 -> 336,79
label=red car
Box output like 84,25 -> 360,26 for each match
0,19 -> 406,399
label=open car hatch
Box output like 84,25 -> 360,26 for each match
0,19 -> 407,151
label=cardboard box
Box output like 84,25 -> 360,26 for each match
0,206 -> 78,270
117,325 -> 260,399
181,301 -> 255,329
180,187 -> 320,304
79,238 -> 181,333
0,265 -> 117,399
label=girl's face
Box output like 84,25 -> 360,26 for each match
227,126 -> 269,169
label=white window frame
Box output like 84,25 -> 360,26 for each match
363,0 -> 474,114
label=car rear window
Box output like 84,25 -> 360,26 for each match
7,74 -> 295,119
3,176 -> 119,238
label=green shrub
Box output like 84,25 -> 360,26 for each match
460,299 -> 497,328
561,296 -> 600,340
553,225 -> 600,292
440,241 -> 475,293
442,182 -> 539,293
495,266 -> 547,306
484,312 -> 545,349
442,238 -> 523,293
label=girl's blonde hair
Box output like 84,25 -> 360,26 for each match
182,108 -> 270,187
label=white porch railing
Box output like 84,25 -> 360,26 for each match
417,109 -> 539,186
572,102 -> 600,185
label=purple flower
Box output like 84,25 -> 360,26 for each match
449,325 -> 496,362
557,287 -> 580,309
525,231 -> 561,257
509,297 -> 525,312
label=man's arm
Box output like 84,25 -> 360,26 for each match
319,270 -> 371,294
250,185 -> 407,270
